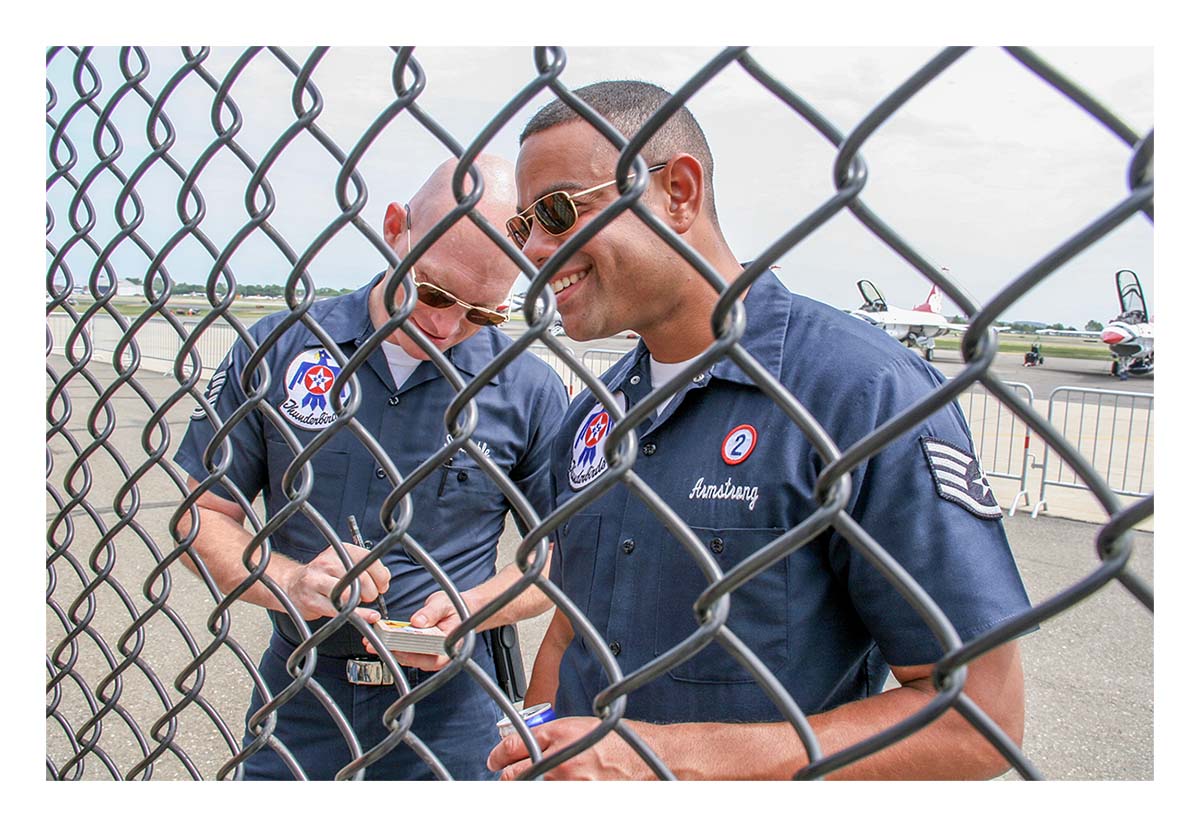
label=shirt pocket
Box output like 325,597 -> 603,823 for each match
264,431 -> 351,551
431,460 -> 510,522
654,525 -> 789,684
557,514 -> 602,620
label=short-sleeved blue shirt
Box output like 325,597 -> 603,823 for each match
550,272 -> 1031,724
174,277 -> 568,652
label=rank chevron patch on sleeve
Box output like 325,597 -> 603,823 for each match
919,436 -> 1004,520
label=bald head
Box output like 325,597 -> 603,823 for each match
381,153 -> 519,290
407,154 -> 518,241
374,155 -> 521,359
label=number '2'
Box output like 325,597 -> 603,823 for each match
730,433 -> 747,456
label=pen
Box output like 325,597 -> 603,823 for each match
437,456 -> 454,497
348,515 -> 388,620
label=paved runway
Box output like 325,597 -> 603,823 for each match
929,349 -> 1153,398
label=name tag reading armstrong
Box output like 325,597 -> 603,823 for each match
371,619 -> 448,655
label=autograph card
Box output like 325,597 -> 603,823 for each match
371,619 -> 448,655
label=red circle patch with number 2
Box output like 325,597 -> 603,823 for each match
721,424 -> 757,465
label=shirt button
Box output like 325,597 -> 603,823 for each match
363,540 -> 374,550
629,375 -> 641,385
641,443 -> 656,456
457,470 -> 469,482
375,468 -> 387,479
709,537 -> 725,554
387,396 -> 400,407
609,641 -> 621,656
621,539 -> 636,554
693,374 -> 705,383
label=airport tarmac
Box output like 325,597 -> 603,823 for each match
501,321 -> 1152,400
929,348 -> 1153,398
44,353 -> 1153,780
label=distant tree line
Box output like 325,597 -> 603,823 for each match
947,314 -> 1102,333
165,282 -> 353,299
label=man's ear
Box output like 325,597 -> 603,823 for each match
383,202 -> 407,249
660,154 -> 704,234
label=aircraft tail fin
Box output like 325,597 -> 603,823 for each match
913,284 -> 943,314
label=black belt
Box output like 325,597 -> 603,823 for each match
271,617 -> 522,700
273,613 -> 372,658
267,633 -> 430,687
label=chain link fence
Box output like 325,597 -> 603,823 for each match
46,46 -> 1153,780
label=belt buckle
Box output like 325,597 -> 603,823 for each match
346,658 -> 394,686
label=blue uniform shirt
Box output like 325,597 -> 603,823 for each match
550,272 -> 1031,724
175,278 -> 568,652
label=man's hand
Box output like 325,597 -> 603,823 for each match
280,543 -> 390,623
486,717 -> 656,780
364,589 -> 465,671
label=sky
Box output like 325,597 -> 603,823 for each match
45,45 -> 1153,329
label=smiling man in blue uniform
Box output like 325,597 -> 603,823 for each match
173,156 -> 568,779
488,82 -> 1032,780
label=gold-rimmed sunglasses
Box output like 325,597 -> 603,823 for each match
405,207 -> 509,326
505,163 -> 667,247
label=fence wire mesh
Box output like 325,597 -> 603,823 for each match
46,45 -> 1153,781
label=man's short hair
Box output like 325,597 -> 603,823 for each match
520,80 -> 719,222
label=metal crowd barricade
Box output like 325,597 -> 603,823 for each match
169,318 -> 239,374
1033,386 -> 1154,517
47,313 -> 90,356
47,312 -> 238,374
526,343 -> 579,396
957,381 -> 1036,516
580,348 -> 627,381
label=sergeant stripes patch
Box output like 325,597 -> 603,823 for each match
919,436 -> 1003,520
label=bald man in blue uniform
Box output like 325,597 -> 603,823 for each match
174,157 -> 567,779
489,81 -> 1032,780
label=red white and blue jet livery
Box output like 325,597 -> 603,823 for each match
1102,269 -> 1154,379
848,279 -> 980,361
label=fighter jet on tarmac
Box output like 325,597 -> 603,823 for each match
1102,269 -> 1154,379
848,279 -> 969,361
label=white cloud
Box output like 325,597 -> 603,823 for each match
46,45 -> 1152,326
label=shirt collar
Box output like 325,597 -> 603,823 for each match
707,270 -> 790,386
440,327 -> 503,385
610,270 -> 791,392
299,277 -> 376,347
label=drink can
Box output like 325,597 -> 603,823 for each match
496,702 -> 556,739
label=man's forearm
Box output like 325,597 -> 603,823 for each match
462,557 -> 554,630
631,644 -> 1023,780
176,505 -> 301,613
523,608 -> 572,706
633,687 -> 998,780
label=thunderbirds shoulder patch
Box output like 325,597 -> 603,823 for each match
919,436 -> 1003,520
567,392 -> 626,491
280,348 -> 350,430
569,402 -> 613,491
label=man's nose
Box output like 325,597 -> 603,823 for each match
417,303 -> 464,338
519,218 -> 561,268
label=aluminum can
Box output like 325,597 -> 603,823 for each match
496,702 -> 556,739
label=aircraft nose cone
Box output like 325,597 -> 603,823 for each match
1100,328 -> 1127,345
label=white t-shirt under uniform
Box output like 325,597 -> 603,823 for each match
648,355 -> 704,416
381,339 -> 421,390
